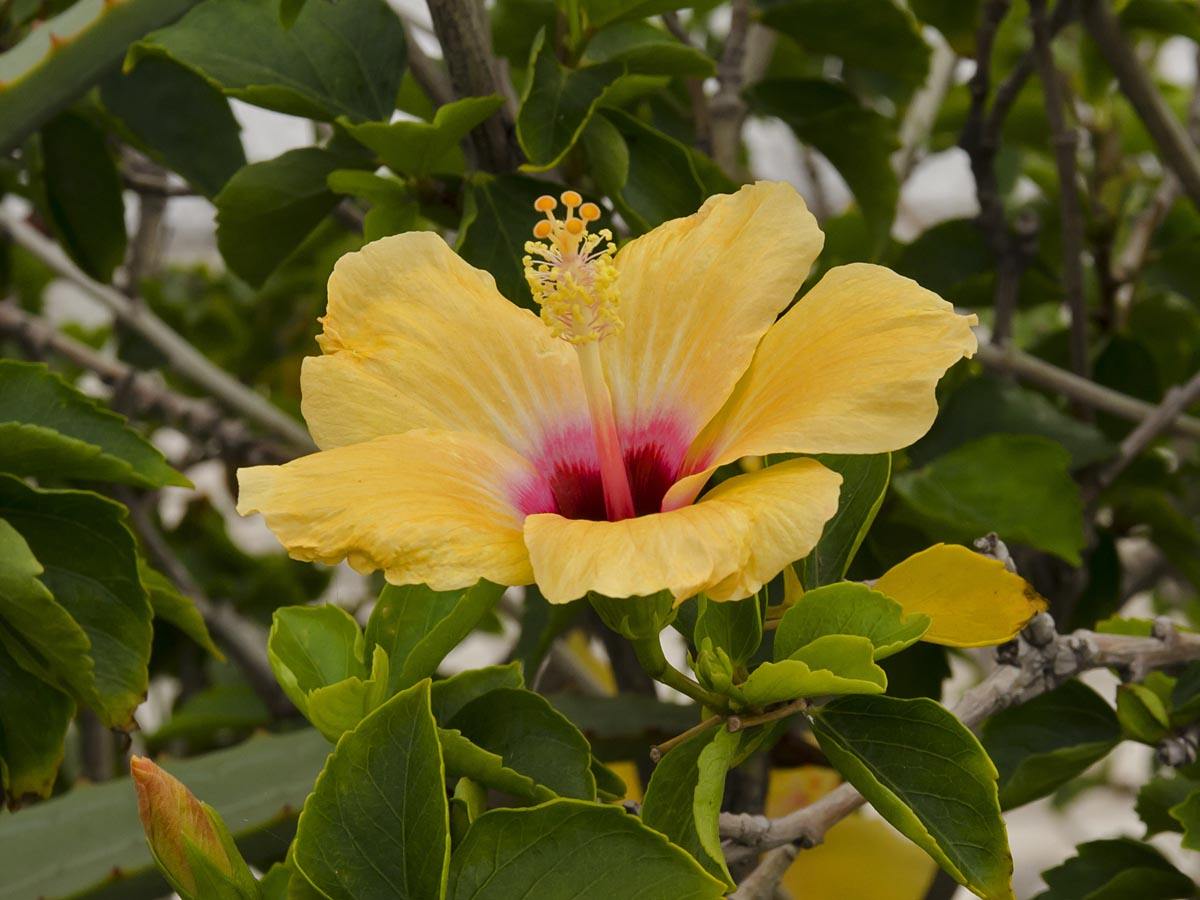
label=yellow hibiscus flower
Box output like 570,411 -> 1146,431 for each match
237,181 -> 976,605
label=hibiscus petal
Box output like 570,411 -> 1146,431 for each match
237,430 -> 554,590
301,232 -> 588,459
603,181 -> 823,459
524,457 -> 841,604
684,263 -> 977,475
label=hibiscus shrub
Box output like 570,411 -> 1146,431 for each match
3,1 -> 1200,900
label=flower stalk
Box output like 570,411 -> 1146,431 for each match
632,634 -> 731,711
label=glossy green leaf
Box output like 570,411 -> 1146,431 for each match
215,147 -> 354,287
1120,0 -> 1200,43
909,377 -> 1114,470
0,728 -> 331,900
295,681 -> 449,900
430,663 -> 525,724
449,687 -> 596,800
0,639 -> 74,803
578,0 -> 705,29
910,0 -> 981,53
760,0 -> 930,84
1138,774 -> 1200,837
367,580 -> 505,694
304,646 -> 391,741
740,634 -> 887,706
438,726 -> 556,804
343,95 -> 505,177
141,564 -> 222,660
517,31 -> 624,169
1116,682 -> 1171,744
641,727 -> 739,887
893,434 -> 1086,564
694,593 -> 762,667
38,110 -> 127,282
599,108 -> 709,232
1169,790 -> 1200,850
583,21 -> 715,76
792,453 -> 891,588
280,0 -> 308,28
0,477 -> 151,729
0,516 -> 94,707
1033,838 -> 1194,900
811,695 -> 1014,900
133,0 -> 406,122
746,79 -> 899,249
548,692 -> 701,760
981,680 -> 1121,810
774,582 -> 929,662
445,799 -> 726,899
0,361 -> 188,489
270,605 -> 366,700
101,54 -> 245,197
1172,660 -> 1200,723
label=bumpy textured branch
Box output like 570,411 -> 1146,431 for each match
0,212 -> 315,453
719,614 -> 1200,861
0,301 -> 292,465
0,0 -> 197,154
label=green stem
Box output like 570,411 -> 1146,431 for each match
632,636 -> 730,711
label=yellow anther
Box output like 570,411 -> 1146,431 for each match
580,202 -> 601,222
533,220 -> 553,239
534,195 -> 557,213
561,190 -> 582,208
565,219 -> 584,236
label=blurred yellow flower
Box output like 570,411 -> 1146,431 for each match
238,182 -> 976,604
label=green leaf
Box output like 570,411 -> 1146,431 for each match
37,110 -> 127,282
740,634 -> 887,706
449,687 -> 596,800
641,728 -> 739,887
759,0 -> 931,85
579,0 -> 709,29
792,453 -> 891,588
101,54 -> 245,197
583,21 -> 715,77
1138,774 -> 1200,837
294,681 -> 449,900
303,646 -> 391,742
1116,682 -> 1171,744
517,30 -> 624,169
280,0 -> 308,28
746,79 -> 899,250
438,726 -> 556,804
1171,660 -> 1200,723
0,639 -> 74,803
909,376 -> 1114,470
1120,0 -> 1200,43
548,692 -> 701,760
910,0 -> 981,54
811,695 -> 1014,900
774,582 -> 929,662
0,361 -> 188,489
366,580 -> 505,694
141,564 -> 222,660
598,108 -> 709,233
1169,790 -> 1200,851
430,663 -> 525,724
445,799 -> 726,899
0,728 -> 331,900
0,476 -> 151,729
327,169 -> 422,242
1033,838 -> 1194,900
694,593 -> 762,667
981,680 -> 1121,810
147,682 -> 271,745
893,434 -> 1086,564
457,173 -> 573,308
215,147 -> 356,287
133,0 -> 407,122
0,516 -> 95,707
342,95 -> 505,177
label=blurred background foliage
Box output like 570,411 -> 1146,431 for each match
2,0 -> 1200,898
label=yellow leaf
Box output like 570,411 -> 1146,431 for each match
874,543 -> 1046,647
767,767 -> 936,900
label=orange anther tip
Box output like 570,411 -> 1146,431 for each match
534,195 -> 557,212
580,202 -> 601,221
565,219 -> 584,235
561,190 -> 582,207
533,221 -> 553,238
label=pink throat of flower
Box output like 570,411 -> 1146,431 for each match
515,416 -> 692,523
